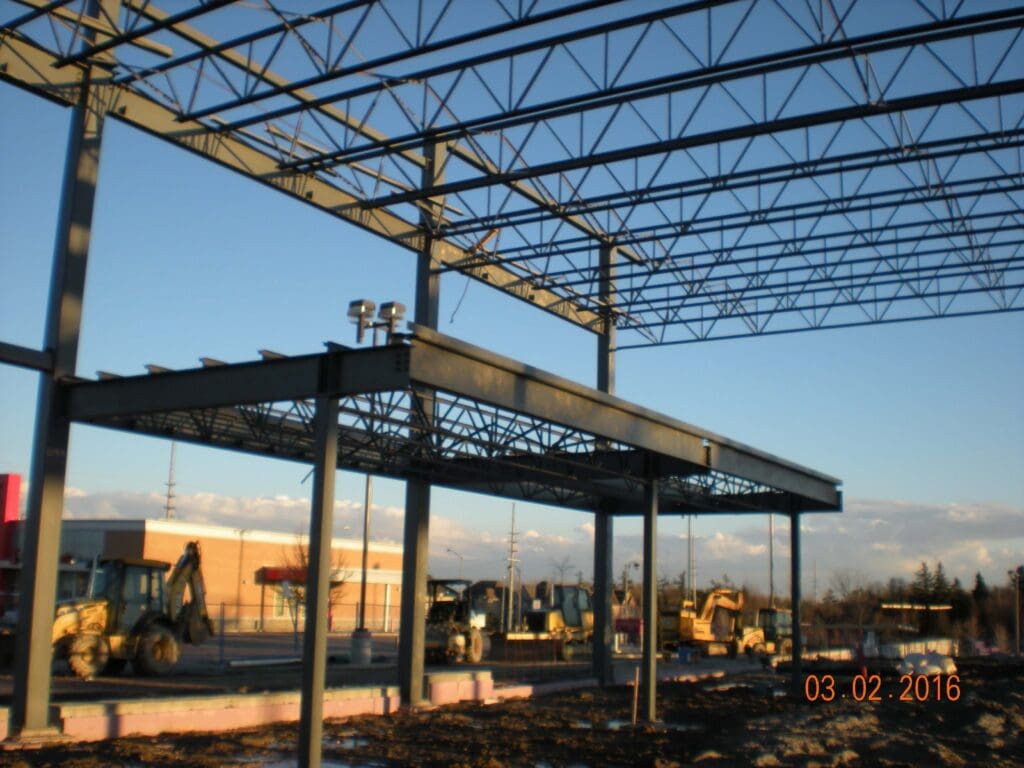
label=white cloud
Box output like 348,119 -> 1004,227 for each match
42,488 -> 1024,587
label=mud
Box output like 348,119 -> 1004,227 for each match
2,658 -> 1020,767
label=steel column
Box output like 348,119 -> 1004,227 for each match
596,244 -> 616,394
398,140 -> 444,706
592,504 -> 614,685
789,507 -> 803,697
398,479 -> 430,705
297,394 -> 339,768
641,476 -> 658,722
593,242 -> 617,684
11,1 -> 112,732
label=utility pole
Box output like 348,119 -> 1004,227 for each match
687,514 -> 697,604
769,512 -> 774,608
1012,566 -> 1023,656
164,442 -> 176,520
505,504 -> 519,632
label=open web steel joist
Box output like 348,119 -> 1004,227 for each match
63,325 -> 841,514
3,0 -> 1022,347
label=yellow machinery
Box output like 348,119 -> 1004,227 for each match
660,588 -> 747,657
739,607 -> 794,656
13,541 -> 214,679
424,579 -> 489,664
492,582 -> 593,662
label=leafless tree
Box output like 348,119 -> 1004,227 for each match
283,532 -> 352,629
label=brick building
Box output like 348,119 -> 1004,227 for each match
0,489 -> 403,634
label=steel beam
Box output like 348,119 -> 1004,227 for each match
790,507 -> 803,698
592,242 -> 617,685
407,325 -> 841,509
399,140 -> 445,707
0,35 -> 598,332
0,341 -> 53,373
361,78 -> 1024,209
298,394 -> 338,768
398,477 -> 430,706
185,0 -> 617,123
296,8 -> 1024,171
11,0 -> 114,736
641,476 -> 658,722
592,504 -> 614,686
64,345 -> 409,420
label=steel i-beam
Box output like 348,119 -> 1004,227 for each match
593,243 -> 617,685
399,139 -> 445,706
298,394 -> 339,768
641,476 -> 659,722
11,0 -> 116,736
790,506 -> 803,698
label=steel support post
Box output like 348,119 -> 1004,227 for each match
641,476 -> 658,722
592,242 -> 617,685
398,479 -> 431,705
789,506 -> 803,697
398,140 -> 444,706
11,2 -> 113,732
592,503 -> 614,685
298,395 -> 338,768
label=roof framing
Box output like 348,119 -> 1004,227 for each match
3,0 -> 1021,346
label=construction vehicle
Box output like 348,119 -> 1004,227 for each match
424,579 -> 490,664
1,541 -> 214,679
738,607 -> 794,656
492,582 -> 593,661
660,588 -> 749,657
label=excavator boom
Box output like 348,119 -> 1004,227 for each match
164,541 -> 215,645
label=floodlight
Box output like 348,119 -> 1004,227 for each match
378,301 -> 406,340
348,299 -> 376,343
378,301 -> 405,322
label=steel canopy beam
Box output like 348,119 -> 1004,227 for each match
406,325 -> 840,508
60,325 -> 841,510
63,345 -> 410,420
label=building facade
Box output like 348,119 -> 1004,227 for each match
1,506 -> 403,634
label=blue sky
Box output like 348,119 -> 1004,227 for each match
2,73 -> 1022,591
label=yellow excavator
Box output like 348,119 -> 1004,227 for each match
48,540 -> 214,678
660,588 -> 748,657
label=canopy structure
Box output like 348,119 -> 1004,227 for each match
65,325 -> 841,514
2,2 -> 1020,764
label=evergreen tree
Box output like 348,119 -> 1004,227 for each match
933,562 -> 950,601
949,577 -> 972,625
972,573 -> 994,644
972,572 -> 990,605
911,562 -> 933,601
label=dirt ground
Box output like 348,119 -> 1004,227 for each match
2,658 -> 1020,767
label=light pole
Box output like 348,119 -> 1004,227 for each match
622,561 -> 639,594
447,548 -> 464,580
347,299 -> 405,666
351,473 -> 374,665
1011,566 -> 1023,656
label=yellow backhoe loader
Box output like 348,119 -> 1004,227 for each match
3,541 -> 215,679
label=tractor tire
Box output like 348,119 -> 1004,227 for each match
780,639 -> 793,656
68,634 -> 110,680
134,624 -> 180,676
557,640 -> 574,662
103,657 -> 128,675
753,643 -> 767,657
465,628 -> 484,664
